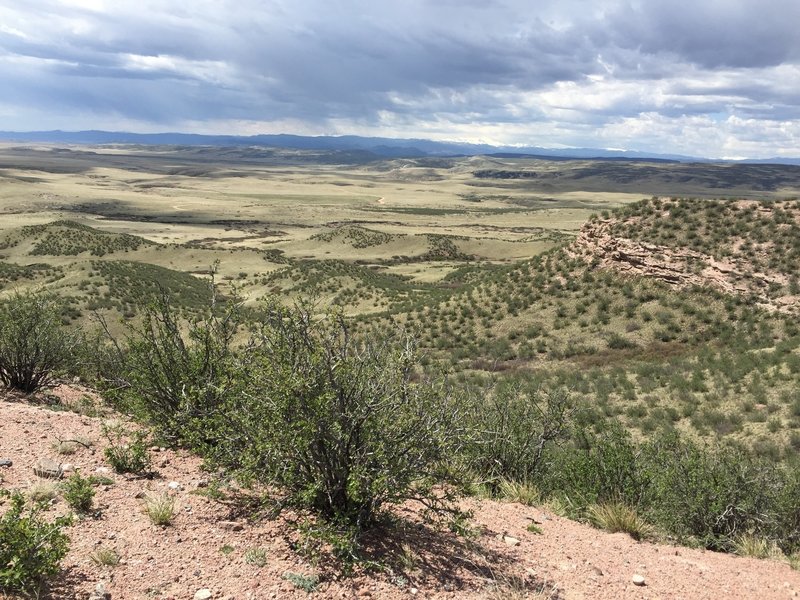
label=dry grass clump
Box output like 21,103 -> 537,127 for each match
142,493 -> 176,526
733,533 -> 785,560
587,501 -> 654,541
51,436 -> 91,456
498,479 -> 541,506
482,573 -> 560,600
244,547 -> 268,567
89,547 -> 120,567
51,440 -> 78,456
395,542 -> 419,572
27,481 -> 60,503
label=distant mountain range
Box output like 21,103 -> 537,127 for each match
1,130 -> 799,165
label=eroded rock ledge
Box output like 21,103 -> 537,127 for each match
568,218 -> 798,314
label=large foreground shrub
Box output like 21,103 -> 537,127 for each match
212,302 -> 462,531
0,290 -> 81,393
0,490 -> 71,596
115,295 -> 462,541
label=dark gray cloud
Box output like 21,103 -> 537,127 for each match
0,0 -> 798,157
603,0 -> 800,69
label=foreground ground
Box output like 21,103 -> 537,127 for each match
1,390 -> 799,600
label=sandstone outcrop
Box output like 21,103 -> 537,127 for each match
569,217 -> 797,314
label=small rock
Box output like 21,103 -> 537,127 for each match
33,457 -> 62,479
194,589 -> 213,600
195,479 -> 209,488
89,582 -> 111,600
591,565 -> 604,577
502,535 -> 520,547
632,574 -> 646,586
95,466 -> 111,474
409,588 -> 418,595
167,481 -> 182,491
61,463 -> 74,473
0,458 -> 12,467
220,520 -> 244,532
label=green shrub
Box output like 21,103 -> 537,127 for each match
110,289 -> 245,445
208,301 -> 462,538
62,471 -> 95,513
461,380 -> 574,488
0,290 -> 82,393
535,425 -> 800,552
0,490 -> 71,596
540,424 -> 646,511
282,571 -> 319,593
641,433 -> 788,551
118,293 -> 463,555
607,333 -> 638,350
102,423 -> 151,475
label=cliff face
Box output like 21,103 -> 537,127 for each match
568,217 -> 798,314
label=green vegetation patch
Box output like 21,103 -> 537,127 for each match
0,262 -> 62,287
91,260 -> 212,310
1,220 -> 156,257
311,225 -> 396,248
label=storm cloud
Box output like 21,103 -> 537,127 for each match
0,0 -> 798,158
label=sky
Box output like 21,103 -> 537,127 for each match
0,0 -> 799,158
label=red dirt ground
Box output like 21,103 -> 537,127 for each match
1,388 -> 799,600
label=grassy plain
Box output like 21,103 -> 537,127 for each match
0,144 -> 641,311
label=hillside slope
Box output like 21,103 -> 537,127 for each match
2,391 -> 800,599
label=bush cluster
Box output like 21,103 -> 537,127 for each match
539,424 -> 800,553
96,289 -> 800,557
0,490 -> 72,596
5,274 -> 800,580
110,295 -> 469,556
0,290 -> 81,393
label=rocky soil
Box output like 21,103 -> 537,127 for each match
2,388 -> 800,600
